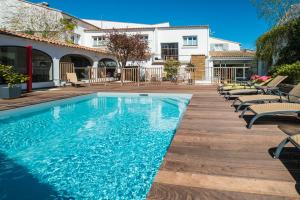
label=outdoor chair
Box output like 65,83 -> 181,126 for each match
273,134 -> 300,159
218,78 -> 272,94
273,125 -> 300,159
66,73 -> 85,87
239,102 -> 300,129
224,76 -> 288,100
232,83 -> 300,112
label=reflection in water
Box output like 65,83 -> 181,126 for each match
52,106 -> 61,120
91,97 -> 99,110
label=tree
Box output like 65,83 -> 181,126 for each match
4,3 -> 77,41
106,31 -> 150,69
251,0 -> 299,26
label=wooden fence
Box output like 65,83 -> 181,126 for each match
59,62 -> 75,81
59,64 -> 251,86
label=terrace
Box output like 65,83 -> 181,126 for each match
0,84 -> 299,199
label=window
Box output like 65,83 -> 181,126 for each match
214,44 -> 224,51
71,33 -> 81,45
0,46 -> 53,83
93,36 -> 107,47
211,43 -> 229,51
161,43 -> 178,60
183,36 -> 198,46
140,35 -> 149,43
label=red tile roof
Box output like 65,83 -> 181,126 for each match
210,51 -> 256,58
0,29 -> 110,55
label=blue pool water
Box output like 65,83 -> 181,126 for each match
0,93 -> 191,200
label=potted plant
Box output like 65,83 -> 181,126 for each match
0,64 -> 29,99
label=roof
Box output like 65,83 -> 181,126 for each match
0,29 -> 110,55
209,51 -> 256,58
83,19 -> 170,29
85,25 -> 209,32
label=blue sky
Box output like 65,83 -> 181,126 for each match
29,0 -> 269,49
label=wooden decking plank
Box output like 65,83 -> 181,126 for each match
148,183 -> 298,200
153,171 -> 299,198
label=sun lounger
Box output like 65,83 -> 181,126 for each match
218,79 -> 272,94
273,125 -> 300,158
240,103 -> 300,129
232,83 -> 300,112
224,76 -> 288,100
273,134 -> 300,159
66,73 -> 85,87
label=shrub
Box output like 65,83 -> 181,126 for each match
164,59 -> 181,80
0,64 -> 29,87
271,61 -> 300,84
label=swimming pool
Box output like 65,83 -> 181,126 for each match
0,93 -> 191,200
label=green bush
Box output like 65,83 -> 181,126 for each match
164,59 -> 181,80
0,64 -> 29,87
271,61 -> 300,84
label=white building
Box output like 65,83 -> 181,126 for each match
0,0 -> 257,88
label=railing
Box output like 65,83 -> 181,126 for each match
59,65 -> 251,86
59,62 -> 75,81
212,67 -> 250,84
121,68 -> 140,85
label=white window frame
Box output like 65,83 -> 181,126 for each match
140,35 -> 149,43
213,43 -> 225,51
93,36 -> 107,47
71,33 -> 80,45
183,36 -> 198,46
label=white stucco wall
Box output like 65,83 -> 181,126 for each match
156,27 -> 209,63
209,37 -> 241,51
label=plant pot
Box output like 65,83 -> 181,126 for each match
0,86 -> 22,99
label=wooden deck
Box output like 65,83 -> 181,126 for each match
1,85 -> 300,200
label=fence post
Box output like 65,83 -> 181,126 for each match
104,66 -> 107,86
88,67 -> 91,86
137,66 -> 140,87
121,68 -> 123,86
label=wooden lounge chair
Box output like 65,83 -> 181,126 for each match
224,76 -> 288,100
232,83 -> 300,112
274,134 -> 300,159
66,73 -> 85,87
240,103 -> 300,129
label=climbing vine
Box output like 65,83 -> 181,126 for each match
256,19 -> 300,66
